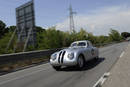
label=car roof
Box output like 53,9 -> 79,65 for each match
72,40 -> 89,43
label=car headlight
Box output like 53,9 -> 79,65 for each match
68,53 -> 74,60
51,53 -> 57,60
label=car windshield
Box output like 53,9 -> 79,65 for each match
71,42 -> 86,47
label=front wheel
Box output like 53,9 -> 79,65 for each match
94,56 -> 99,61
52,66 -> 61,71
77,55 -> 85,69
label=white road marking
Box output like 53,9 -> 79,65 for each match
120,51 -> 125,58
0,67 -> 50,85
93,72 -> 110,87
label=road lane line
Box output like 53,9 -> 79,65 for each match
120,51 -> 125,58
93,72 -> 110,87
0,67 -> 50,85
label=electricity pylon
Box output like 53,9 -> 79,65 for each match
69,4 -> 76,33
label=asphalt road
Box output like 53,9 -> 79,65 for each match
0,42 -> 128,87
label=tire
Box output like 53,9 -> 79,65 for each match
77,55 -> 85,69
94,56 -> 99,61
52,66 -> 61,71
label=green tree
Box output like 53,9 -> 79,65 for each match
0,20 -> 8,38
36,26 -> 45,33
76,28 -> 88,40
37,27 -> 64,49
8,26 -> 16,32
121,32 -> 130,39
0,32 -> 13,54
62,32 -> 71,47
36,27 -> 46,50
109,29 -> 122,41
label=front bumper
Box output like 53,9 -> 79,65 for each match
50,57 -> 77,66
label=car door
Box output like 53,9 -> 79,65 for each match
88,41 -> 94,59
85,41 -> 92,60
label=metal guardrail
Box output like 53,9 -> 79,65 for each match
0,48 -> 62,63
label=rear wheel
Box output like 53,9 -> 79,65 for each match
77,55 -> 85,69
52,66 -> 61,71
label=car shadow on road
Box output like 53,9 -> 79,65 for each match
60,57 -> 105,72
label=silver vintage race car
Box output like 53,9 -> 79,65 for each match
50,40 -> 99,70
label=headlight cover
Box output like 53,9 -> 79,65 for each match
51,53 -> 57,60
68,53 -> 74,60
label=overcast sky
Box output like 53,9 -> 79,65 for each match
0,0 -> 130,35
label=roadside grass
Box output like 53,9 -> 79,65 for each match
0,56 -> 50,72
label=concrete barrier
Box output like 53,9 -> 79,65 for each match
0,48 -> 62,63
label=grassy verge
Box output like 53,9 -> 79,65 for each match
0,56 -> 49,72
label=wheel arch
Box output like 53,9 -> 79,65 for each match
78,53 -> 85,62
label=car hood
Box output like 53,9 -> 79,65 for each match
61,47 -> 85,52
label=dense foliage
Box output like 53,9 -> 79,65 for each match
0,20 -> 125,54
109,29 -> 123,41
121,32 -> 130,39
36,27 -> 123,50
0,20 -> 9,38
